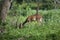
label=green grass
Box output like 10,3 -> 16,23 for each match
0,9 -> 60,40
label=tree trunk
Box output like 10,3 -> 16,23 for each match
36,2 -> 39,14
54,0 -> 57,9
0,0 -> 12,25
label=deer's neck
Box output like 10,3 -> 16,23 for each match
22,19 -> 27,26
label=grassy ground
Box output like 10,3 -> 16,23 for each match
0,9 -> 60,40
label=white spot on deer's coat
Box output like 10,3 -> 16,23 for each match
33,18 -> 36,20
40,18 -> 42,22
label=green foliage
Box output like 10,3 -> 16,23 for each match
1,9 -> 60,40
0,0 -> 60,40
15,0 -> 60,10
9,1 -> 32,16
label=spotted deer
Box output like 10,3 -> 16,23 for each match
19,14 -> 43,28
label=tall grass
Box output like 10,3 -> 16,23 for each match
1,9 -> 60,40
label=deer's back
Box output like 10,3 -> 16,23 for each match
27,14 -> 42,21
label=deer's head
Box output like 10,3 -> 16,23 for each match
19,23 -> 24,28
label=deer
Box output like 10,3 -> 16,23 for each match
19,2 -> 43,28
19,14 -> 43,28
